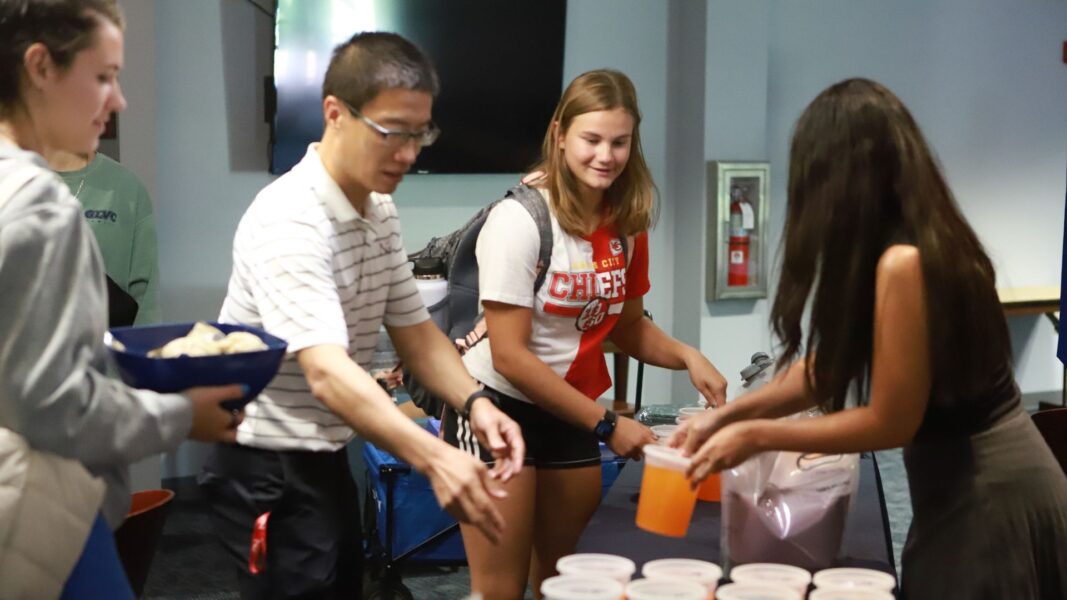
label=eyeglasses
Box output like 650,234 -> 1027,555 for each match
340,99 -> 440,149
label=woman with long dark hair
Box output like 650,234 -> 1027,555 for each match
675,78 -> 1067,598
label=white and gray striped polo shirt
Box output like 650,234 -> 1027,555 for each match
219,144 -> 428,452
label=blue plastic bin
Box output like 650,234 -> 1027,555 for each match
362,419 -> 627,563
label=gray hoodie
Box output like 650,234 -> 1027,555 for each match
0,141 -> 191,528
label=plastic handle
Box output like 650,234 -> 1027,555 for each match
249,511 -> 271,574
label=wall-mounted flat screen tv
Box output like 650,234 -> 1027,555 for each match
271,0 -> 567,175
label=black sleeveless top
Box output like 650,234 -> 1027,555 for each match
884,233 -> 1020,439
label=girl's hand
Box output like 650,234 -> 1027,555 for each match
685,351 -> 728,407
684,421 -> 763,484
668,405 -> 727,454
606,416 -> 656,460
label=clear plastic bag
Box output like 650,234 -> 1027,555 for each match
721,433 -> 859,572
635,404 -> 685,426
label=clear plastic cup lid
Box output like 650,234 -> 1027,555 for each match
729,563 -> 811,592
678,406 -> 705,417
625,577 -> 707,600
641,445 -> 692,472
556,553 -> 636,582
812,568 -> 896,592
642,558 -> 722,587
650,425 -> 679,444
808,589 -> 895,600
540,574 -> 625,600
715,582 -> 804,600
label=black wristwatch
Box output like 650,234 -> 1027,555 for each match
460,389 -> 497,420
593,409 -> 618,442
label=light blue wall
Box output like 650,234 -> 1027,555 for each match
402,0 -> 677,403
138,0 -> 1064,476
702,0 -> 1067,396
149,0 -> 675,476
558,0 -> 676,404
700,0 -> 776,393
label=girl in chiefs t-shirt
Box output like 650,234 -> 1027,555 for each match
442,69 -> 729,600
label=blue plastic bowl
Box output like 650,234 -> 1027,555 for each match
106,322 -> 288,411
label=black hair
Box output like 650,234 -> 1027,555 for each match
321,31 -> 439,110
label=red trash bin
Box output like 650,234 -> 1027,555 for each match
113,489 -> 175,598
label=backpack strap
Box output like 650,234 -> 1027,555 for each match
504,184 -> 554,293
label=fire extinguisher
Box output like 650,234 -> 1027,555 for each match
728,185 -> 750,286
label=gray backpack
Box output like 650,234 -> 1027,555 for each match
405,184 -> 628,417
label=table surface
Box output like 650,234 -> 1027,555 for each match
998,286 -> 1060,316
577,454 -> 896,577
997,285 -> 1060,305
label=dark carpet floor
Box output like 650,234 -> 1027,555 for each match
141,395 -> 1060,599
142,451 -> 912,600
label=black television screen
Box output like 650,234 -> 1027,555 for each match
271,0 -> 567,175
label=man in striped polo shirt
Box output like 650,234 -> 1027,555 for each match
200,32 -> 525,599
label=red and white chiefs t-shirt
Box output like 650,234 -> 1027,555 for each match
462,190 -> 650,402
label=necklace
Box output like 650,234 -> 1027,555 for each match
72,177 -> 86,200
69,155 -> 92,200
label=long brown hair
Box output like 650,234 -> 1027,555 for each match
531,69 -> 656,237
772,78 -> 1009,412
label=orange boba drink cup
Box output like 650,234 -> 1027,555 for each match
635,445 -> 699,537
696,471 -> 721,502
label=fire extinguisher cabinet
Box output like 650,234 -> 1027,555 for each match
706,161 -> 770,301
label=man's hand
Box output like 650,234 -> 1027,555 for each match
184,384 -> 245,443
467,397 -> 525,481
423,446 -> 508,544
605,416 -> 655,460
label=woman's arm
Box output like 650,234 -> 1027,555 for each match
684,245 -> 932,479
485,300 -> 654,458
674,357 -> 817,453
609,296 -> 728,406
0,177 -> 237,468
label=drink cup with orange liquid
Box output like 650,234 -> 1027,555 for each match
635,445 -> 699,537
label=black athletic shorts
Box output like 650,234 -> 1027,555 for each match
441,386 -> 601,469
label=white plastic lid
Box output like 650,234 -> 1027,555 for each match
812,568 -> 896,592
625,577 -> 707,600
650,425 -> 679,445
641,445 -> 692,473
556,553 -> 636,585
642,558 -> 722,591
677,406 -> 705,418
715,582 -> 803,600
413,277 -> 448,307
729,564 -> 811,593
540,574 -> 625,600
808,589 -> 895,600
